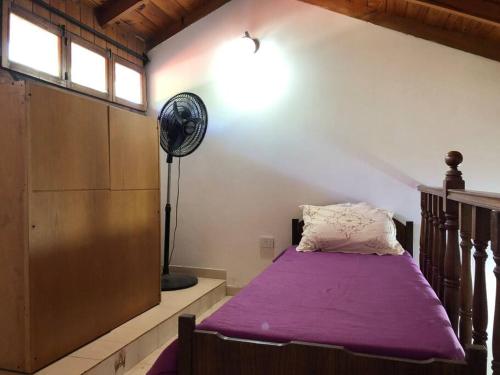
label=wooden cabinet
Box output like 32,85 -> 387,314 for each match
0,81 -> 160,373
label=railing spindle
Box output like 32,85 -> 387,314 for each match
443,151 -> 465,332
459,203 -> 473,347
431,195 -> 440,291
491,211 -> 500,375
425,194 -> 433,280
437,196 -> 446,301
420,192 -> 426,273
472,206 -> 491,347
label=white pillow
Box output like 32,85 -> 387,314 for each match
297,203 -> 404,255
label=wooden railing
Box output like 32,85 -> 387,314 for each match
418,151 -> 500,375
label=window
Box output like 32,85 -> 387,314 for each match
8,13 -> 60,77
114,61 -> 143,105
70,41 -> 107,94
2,6 -> 146,110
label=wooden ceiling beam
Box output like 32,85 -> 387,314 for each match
299,0 -> 500,63
366,11 -> 500,63
146,0 -> 231,50
301,0 -> 383,19
407,0 -> 500,26
96,0 -> 146,26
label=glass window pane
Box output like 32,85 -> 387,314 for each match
71,42 -> 107,93
8,13 -> 60,77
115,63 -> 143,104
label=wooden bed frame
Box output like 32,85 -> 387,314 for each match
177,151 -> 499,375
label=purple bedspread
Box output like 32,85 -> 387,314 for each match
148,247 -> 464,374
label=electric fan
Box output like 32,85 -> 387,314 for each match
158,92 -> 208,291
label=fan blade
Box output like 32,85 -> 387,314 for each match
166,118 -> 187,152
164,102 -> 191,153
170,131 -> 187,151
173,101 -> 184,124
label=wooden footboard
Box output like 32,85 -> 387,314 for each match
178,314 -> 485,375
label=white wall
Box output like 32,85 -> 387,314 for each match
147,0 -> 500,288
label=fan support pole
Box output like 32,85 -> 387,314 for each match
161,154 -> 198,291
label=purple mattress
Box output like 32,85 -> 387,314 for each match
148,247 -> 464,374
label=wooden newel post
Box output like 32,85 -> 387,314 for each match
443,151 -> 464,333
492,211 -> 500,375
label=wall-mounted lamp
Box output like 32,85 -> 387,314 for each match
242,31 -> 260,54
214,33 -> 290,112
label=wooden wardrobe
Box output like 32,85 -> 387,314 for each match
0,79 -> 161,373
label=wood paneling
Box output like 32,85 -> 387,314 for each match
300,0 -> 500,63
409,0 -> 500,25
95,0 -> 144,26
29,189 -> 160,369
90,0 -> 230,49
0,82 -> 29,372
109,106 -> 159,190
147,0 -> 231,49
29,84 -> 110,191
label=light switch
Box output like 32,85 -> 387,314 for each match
260,236 -> 275,249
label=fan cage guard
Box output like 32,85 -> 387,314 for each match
159,92 -> 208,157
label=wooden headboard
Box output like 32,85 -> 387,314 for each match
291,218 -> 414,256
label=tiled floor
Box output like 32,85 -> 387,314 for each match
21,278 -> 226,375
125,296 -> 232,375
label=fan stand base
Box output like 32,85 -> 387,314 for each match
161,273 -> 198,291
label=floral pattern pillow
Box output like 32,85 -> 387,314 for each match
297,203 -> 404,255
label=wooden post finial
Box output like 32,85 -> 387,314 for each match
445,151 -> 464,180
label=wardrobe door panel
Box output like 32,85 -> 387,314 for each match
108,189 -> 161,312
109,107 -> 159,190
29,84 -> 110,191
29,191 -> 111,369
29,189 -> 160,370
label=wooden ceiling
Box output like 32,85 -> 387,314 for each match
83,0 -> 500,61
300,0 -> 500,63
83,0 -> 230,50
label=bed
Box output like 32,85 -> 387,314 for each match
149,151 -> 494,375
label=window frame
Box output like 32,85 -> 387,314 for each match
112,55 -> 146,111
66,34 -> 111,101
1,2 -> 147,112
2,4 -> 66,86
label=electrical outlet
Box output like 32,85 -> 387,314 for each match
260,236 -> 275,249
